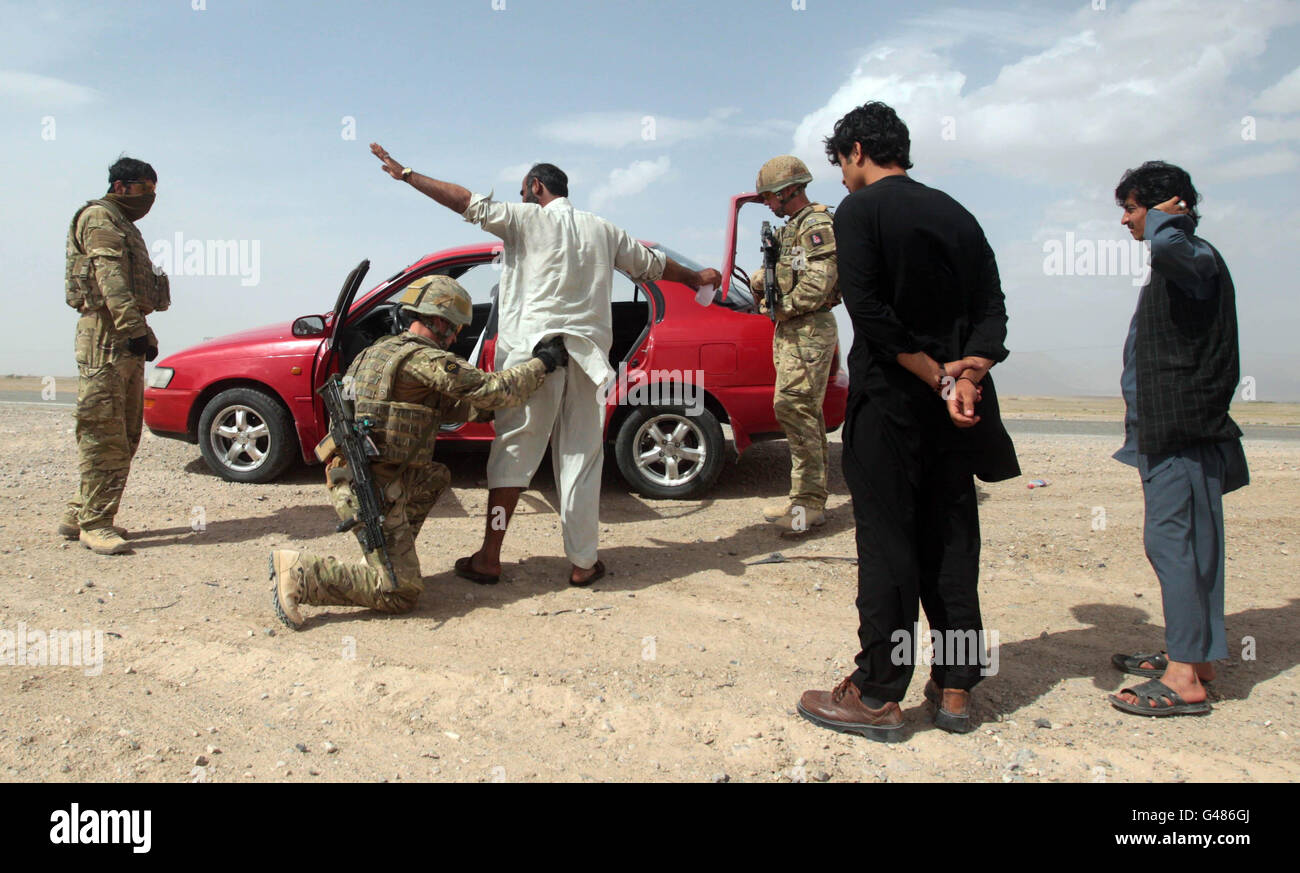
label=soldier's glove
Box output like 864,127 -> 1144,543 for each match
127,335 -> 151,357
531,336 -> 569,373
146,345 -> 159,362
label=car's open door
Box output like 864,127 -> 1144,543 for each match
722,193 -> 762,302
320,259 -> 370,378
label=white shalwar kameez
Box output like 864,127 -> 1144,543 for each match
462,193 -> 666,568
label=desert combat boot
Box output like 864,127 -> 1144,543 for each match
270,550 -> 308,630
771,504 -> 826,531
59,509 -> 127,540
762,501 -> 791,522
79,526 -> 130,555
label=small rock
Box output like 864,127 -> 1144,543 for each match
812,771 -> 831,782
710,772 -> 730,783
206,745 -> 221,755
295,743 -> 308,754
124,665 -> 136,675
1033,717 -> 1052,729
194,755 -> 209,766
323,741 -> 338,754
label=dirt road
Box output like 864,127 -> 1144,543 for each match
1,400 -> 1296,782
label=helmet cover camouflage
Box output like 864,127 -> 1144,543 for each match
397,275 -> 472,326
755,155 -> 813,195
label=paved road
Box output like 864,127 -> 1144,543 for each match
1005,418 -> 1300,442
3,395 -> 1297,442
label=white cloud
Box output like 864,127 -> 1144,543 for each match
898,7 -> 1059,49
792,0 -> 1300,184
0,69 -> 96,106
589,156 -> 670,211
496,162 -> 535,183
1255,65 -> 1300,113
539,108 -> 791,149
1202,148 -> 1299,181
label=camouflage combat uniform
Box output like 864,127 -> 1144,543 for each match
62,199 -> 169,534
754,203 -> 839,511
289,332 -> 547,614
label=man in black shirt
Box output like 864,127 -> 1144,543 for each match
797,102 -> 1019,741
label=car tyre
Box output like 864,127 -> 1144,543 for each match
614,405 -> 725,499
197,387 -> 296,483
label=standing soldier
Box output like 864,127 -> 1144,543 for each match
270,277 -> 566,629
751,156 -> 840,530
58,157 -> 170,555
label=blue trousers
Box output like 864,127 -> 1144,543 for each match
1139,441 -> 1245,663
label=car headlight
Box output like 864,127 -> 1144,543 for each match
147,367 -> 175,389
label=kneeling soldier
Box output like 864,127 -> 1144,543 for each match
270,276 -> 565,628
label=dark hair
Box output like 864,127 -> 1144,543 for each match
823,101 -> 913,170
1114,160 -> 1200,221
107,156 -> 156,192
525,162 -> 568,197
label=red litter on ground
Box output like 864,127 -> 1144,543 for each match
1027,478 -> 1050,489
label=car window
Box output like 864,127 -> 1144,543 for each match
442,261 -> 501,306
610,272 -> 642,306
382,260 -> 499,307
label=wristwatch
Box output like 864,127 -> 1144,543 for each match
401,167 -> 413,182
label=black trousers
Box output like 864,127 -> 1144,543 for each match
841,394 -> 986,701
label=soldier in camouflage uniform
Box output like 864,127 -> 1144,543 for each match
58,157 -> 170,555
270,276 -> 566,628
750,156 -> 840,530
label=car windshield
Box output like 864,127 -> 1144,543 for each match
652,244 -> 754,310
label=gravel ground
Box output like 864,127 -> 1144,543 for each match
0,401 -> 1296,783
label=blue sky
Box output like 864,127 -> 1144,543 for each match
4,0 -> 1299,398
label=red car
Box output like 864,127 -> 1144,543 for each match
143,194 -> 848,498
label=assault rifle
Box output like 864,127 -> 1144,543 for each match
760,221 -> 779,323
316,374 -> 399,592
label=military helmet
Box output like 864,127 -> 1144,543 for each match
755,155 -> 813,195
397,275 -> 472,327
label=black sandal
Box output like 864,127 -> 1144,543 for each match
454,555 -> 499,585
569,560 -> 605,587
1109,679 -> 1211,717
1111,651 -> 1170,679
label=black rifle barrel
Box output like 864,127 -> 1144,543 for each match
760,221 -> 779,324
317,375 -> 400,593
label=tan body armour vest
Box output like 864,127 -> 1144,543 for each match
775,203 -> 840,310
65,199 -> 171,314
348,334 -> 448,468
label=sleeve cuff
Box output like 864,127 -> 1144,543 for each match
461,191 -> 492,223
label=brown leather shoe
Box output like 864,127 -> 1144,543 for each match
923,679 -> 974,733
798,677 -> 904,742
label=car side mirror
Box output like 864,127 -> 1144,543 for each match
292,315 -> 326,337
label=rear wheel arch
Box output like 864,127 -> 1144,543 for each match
605,383 -> 731,441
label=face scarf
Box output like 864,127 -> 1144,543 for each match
104,191 -> 155,222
